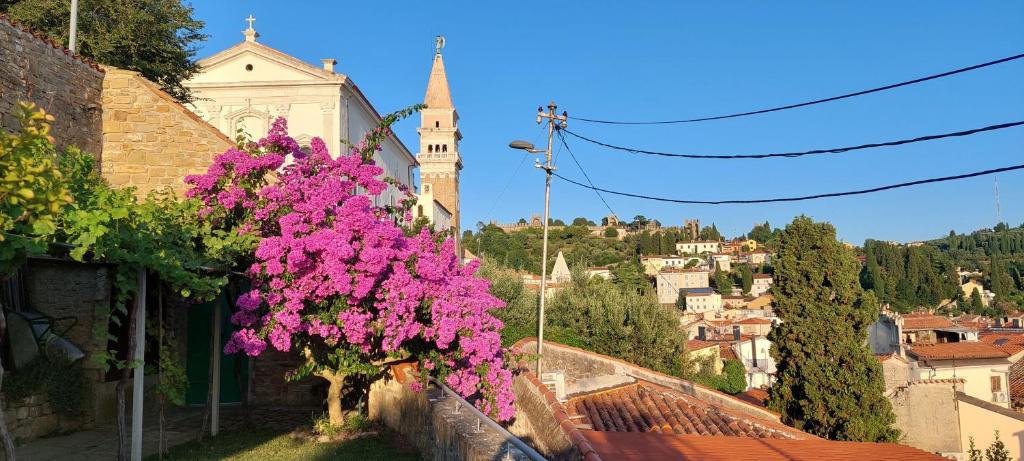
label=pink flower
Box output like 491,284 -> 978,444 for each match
198,115 -> 517,421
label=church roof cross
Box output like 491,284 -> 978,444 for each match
243,14 -> 259,42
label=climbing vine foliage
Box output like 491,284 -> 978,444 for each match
185,107 -> 516,420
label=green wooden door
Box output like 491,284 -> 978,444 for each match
185,291 -> 248,405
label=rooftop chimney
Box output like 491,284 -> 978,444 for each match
750,336 -> 758,368
732,325 -> 741,342
321,58 -> 337,73
697,326 -> 706,341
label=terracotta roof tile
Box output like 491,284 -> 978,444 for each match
901,313 -> 954,330
565,382 -> 803,439
908,342 -> 1009,360
735,388 -> 769,407
685,340 -> 719,352
980,332 -> 1024,355
735,318 -> 773,325
582,432 -> 946,461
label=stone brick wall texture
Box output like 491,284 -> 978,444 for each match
101,67 -> 233,197
368,369 -> 533,461
0,15 -> 103,155
0,258 -> 111,443
888,381 -> 962,454
251,349 -> 323,407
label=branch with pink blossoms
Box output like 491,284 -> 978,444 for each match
185,105 -> 517,422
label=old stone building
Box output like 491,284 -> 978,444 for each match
101,67 -> 234,196
0,14 -> 103,155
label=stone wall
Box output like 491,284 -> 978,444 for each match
368,367 -> 534,461
505,372 -> 581,461
516,339 -> 781,422
0,15 -> 104,155
250,349 -> 323,406
100,67 -> 233,197
1,395 -> 90,442
0,258 -> 111,442
888,379 -> 963,455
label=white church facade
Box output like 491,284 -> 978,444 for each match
184,17 -> 445,217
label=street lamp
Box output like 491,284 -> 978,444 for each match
509,102 -> 567,376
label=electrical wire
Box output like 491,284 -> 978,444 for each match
482,125 -> 547,220
563,120 -> 1024,159
551,162 -> 1024,205
569,52 -> 1024,125
556,129 -> 617,218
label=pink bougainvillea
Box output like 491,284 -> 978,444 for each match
185,113 -> 516,421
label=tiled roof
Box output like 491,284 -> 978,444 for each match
908,342 -> 1009,360
902,313 -> 954,330
685,340 -> 719,352
752,274 -> 773,279
1010,360 -> 1024,406
581,432 -> 946,461
735,318 -> 773,325
565,382 -> 803,439
735,388 -> 769,407
980,332 -> 1024,355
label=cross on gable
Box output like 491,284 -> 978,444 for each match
246,14 -> 256,30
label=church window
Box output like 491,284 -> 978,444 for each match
442,144 -> 447,153
435,144 -> 440,152
435,121 -> 440,128
428,145 -> 433,153
245,64 -> 254,71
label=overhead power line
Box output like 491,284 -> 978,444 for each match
551,163 -> 1024,205
563,120 -> 1024,159
570,52 -> 1024,125
556,129 -> 617,218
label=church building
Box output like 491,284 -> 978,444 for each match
183,16 -> 418,209
184,17 -> 462,245
414,37 -> 463,245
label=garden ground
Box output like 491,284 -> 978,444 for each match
16,406 -> 417,461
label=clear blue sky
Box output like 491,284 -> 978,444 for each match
191,2 -> 1024,245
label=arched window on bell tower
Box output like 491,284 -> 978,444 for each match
442,144 -> 447,153
427,145 -> 433,153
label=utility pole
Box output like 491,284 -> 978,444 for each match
69,0 -> 79,53
534,102 -> 567,375
508,102 -> 567,376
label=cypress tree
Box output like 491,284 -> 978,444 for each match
767,216 -> 899,442
740,264 -> 753,295
971,288 -> 985,312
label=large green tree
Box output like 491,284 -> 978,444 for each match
768,216 -> 898,442
3,0 -> 206,103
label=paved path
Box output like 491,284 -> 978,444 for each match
16,406 -> 313,460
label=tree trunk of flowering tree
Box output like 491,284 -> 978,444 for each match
0,311 -> 17,460
319,370 -> 347,427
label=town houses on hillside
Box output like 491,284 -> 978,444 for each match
869,310 -> 1024,458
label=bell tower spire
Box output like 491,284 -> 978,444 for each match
417,36 -> 462,249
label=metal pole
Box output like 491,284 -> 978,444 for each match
131,268 -> 146,461
68,0 -> 79,53
211,299 -> 221,436
536,102 -> 557,376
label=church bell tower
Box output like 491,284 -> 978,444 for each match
417,36 -> 462,247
